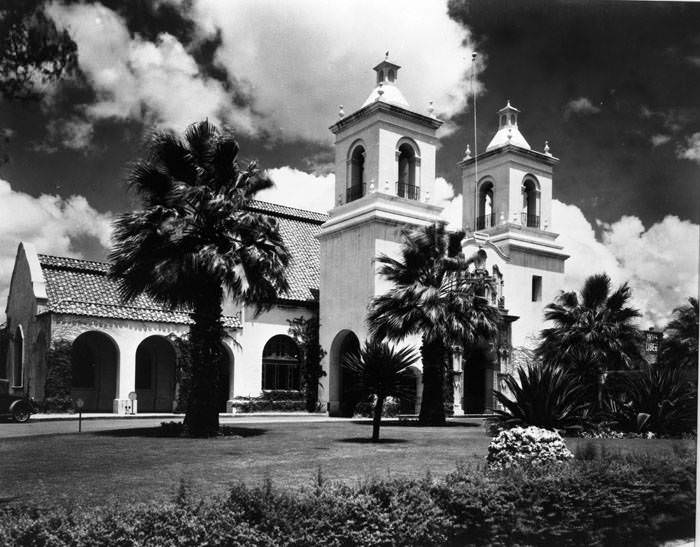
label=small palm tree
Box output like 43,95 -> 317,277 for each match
367,223 -> 502,426
659,297 -> 698,370
536,273 -> 643,397
343,338 -> 419,441
110,121 -> 289,437
490,361 -> 589,433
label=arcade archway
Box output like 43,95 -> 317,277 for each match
71,331 -> 118,412
135,336 -> 177,412
329,330 -> 361,417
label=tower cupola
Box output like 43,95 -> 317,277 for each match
361,53 -> 410,108
486,100 -> 531,151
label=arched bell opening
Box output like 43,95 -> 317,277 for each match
477,180 -> 495,229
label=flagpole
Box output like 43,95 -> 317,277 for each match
471,52 -> 478,230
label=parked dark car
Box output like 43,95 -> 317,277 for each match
0,393 -> 39,423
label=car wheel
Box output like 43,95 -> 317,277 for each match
12,406 -> 30,423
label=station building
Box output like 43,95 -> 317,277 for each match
1,57 -> 567,415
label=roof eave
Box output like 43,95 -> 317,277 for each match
330,101 -> 443,134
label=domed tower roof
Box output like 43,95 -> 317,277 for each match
486,100 -> 531,151
361,54 -> 410,109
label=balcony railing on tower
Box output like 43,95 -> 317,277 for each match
475,213 -> 496,230
346,184 -> 366,203
521,213 -> 540,228
396,182 -> 420,201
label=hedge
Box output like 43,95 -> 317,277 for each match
0,450 -> 694,546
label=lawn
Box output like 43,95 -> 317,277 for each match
0,419 -> 694,509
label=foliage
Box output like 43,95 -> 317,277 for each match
604,367 -> 697,436
486,426 -> 574,469
658,297 -> 698,370
0,0 -> 78,101
42,339 -> 73,412
0,453 -> 694,546
342,338 -> 419,440
110,120 -> 289,436
490,361 -> 590,432
353,395 -> 401,418
537,273 -> 643,386
367,223 -> 501,425
228,397 -> 307,413
287,315 -> 327,412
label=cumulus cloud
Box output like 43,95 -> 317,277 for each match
44,1 -> 478,145
184,0 -> 477,141
564,97 -> 601,119
257,167 -> 335,213
0,178 -> 113,321
552,199 -> 699,327
434,177 -> 463,229
677,132 -> 700,163
46,2 -> 256,135
650,134 -> 671,147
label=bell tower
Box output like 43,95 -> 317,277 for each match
318,55 -> 444,415
459,101 -> 569,350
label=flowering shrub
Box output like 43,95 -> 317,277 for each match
487,426 -> 574,469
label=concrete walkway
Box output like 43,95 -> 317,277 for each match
30,411 -> 347,422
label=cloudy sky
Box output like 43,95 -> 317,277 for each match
0,0 -> 698,327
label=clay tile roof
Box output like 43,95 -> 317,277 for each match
246,201 -> 327,303
38,255 -> 242,328
38,200 -> 327,324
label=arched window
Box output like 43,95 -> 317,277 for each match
13,326 -> 23,387
477,180 -> 494,229
522,178 -> 540,228
347,145 -> 365,202
397,142 -> 419,199
388,68 -> 396,82
262,335 -> 301,391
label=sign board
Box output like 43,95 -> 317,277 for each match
75,398 -> 84,409
128,391 -> 138,401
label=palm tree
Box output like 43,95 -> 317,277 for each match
110,121 -> 289,437
536,273 -> 643,402
367,223 -> 502,426
343,338 -> 419,441
658,297 -> 698,370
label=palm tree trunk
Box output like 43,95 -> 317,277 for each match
372,396 -> 384,442
419,337 -> 447,426
184,283 -> 224,437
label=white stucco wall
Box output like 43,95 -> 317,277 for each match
233,304 -> 314,398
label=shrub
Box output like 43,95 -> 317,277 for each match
486,426 -> 574,469
490,361 -> 590,433
604,367 -> 697,436
0,452 -> 694,546
228,397 -> 307,413
42,340 -> 74,412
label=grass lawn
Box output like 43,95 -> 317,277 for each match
0,419 -> 694,509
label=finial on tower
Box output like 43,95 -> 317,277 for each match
544,140 -> 551,156
385,50 -> 389,60
338,105 -> 345,118
464,144 -> 472,159
428,100 -> 435,118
